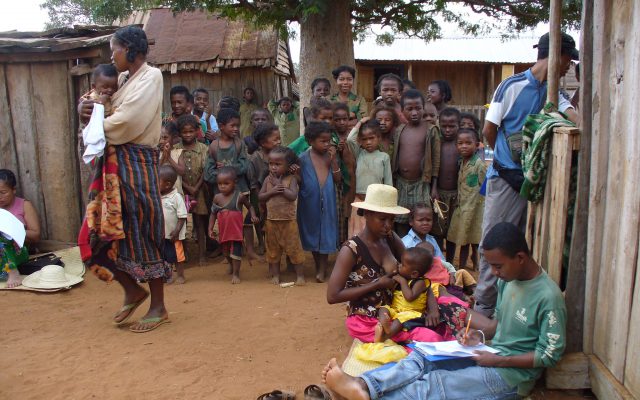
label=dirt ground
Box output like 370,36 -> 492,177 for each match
1,253 -> 592,399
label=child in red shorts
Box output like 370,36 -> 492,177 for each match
208,166 -> 258,284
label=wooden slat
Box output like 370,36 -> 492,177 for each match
5,63 -> 47,236
0,47 -> 102,63
546,352 -> 590,389
0,65 -> 19,174
546,128 -> 578,283
625,237 -> 640,396
31,62 -> 81,242
589,355 -> 635,400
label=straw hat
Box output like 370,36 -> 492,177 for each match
351,184 -> 409,215
22,265 -> 83,290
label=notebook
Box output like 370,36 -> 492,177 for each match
414,340 -> 499,359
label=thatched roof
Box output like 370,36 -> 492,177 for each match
119,9 -> 293,77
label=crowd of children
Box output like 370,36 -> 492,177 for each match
83,61 -> 485,293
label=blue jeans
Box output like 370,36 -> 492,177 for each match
361,352 -> 519,400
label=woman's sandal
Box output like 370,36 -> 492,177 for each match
256,389 -> 296,400
113,292 -> 149,325
304,384 -> 332,400
129,316 -> 170,333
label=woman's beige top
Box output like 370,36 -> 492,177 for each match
104,63 -> 163,147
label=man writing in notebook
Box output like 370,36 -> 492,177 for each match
321,222 -> 567,400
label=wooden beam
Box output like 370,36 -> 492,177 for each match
547,0 -> 562,108
589,355 -> 635,399
546,352 -> 590,390
0,48 -> 102,63
407,62 -> 413,81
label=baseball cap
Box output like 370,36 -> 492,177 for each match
534,32 -> 579,60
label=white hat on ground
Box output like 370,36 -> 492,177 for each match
21,265 -> 83,290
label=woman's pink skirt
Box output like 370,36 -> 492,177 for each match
345,315 -> 445,343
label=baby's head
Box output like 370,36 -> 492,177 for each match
216,166 -> 238,195
158,165 -> 178,195
91,64 -> 118,96
399,247 -> 433,279
416,241 -> 435,256
268,146 -> 297,178
408,203 -> 434,236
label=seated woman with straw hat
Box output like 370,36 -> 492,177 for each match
327,184 -> 466,343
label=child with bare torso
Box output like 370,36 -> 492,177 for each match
392,89 -> 441,235
433,107 -> 462,261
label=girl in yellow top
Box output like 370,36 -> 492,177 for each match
375,247 -> 440,342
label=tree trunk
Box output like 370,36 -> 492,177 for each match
298,0 -> 354,128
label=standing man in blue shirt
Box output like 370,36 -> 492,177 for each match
474,32 -> 579,317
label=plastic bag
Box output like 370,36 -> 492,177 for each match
353,340 -> 408,363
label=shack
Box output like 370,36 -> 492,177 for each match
0,26 -> 113,243
121,9 -> 296,110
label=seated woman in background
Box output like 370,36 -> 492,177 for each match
0,169 -> 42,287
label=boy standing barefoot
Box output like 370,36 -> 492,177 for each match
392,89 -> 440,236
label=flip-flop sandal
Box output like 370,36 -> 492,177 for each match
304,384 -> 332,400
129,316 -> 170,333
113,292 -> 149,325
256,389 -> 296,400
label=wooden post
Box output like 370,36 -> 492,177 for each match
407,62 -> 413,81
566,0 -> 593,355
547,0 -> 562,108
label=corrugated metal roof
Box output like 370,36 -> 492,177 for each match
355,35 -> 539,64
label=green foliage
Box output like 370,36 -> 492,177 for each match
42,0 -> 582,40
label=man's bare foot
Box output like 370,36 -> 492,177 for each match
322,358 -> 370,400
6,270 -> 22,288
270,275 -> 280,285
295,276 -> 306,286
175,276 -> 186,284
316,273 -> 326,283
231,274 -> 241,284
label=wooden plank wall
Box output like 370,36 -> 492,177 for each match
160,68 -> 290,114
585,0 -> 640,398
356,61 -> 528,107
1,61 -> 81,242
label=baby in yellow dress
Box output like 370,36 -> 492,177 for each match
375,247 -> 440,342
